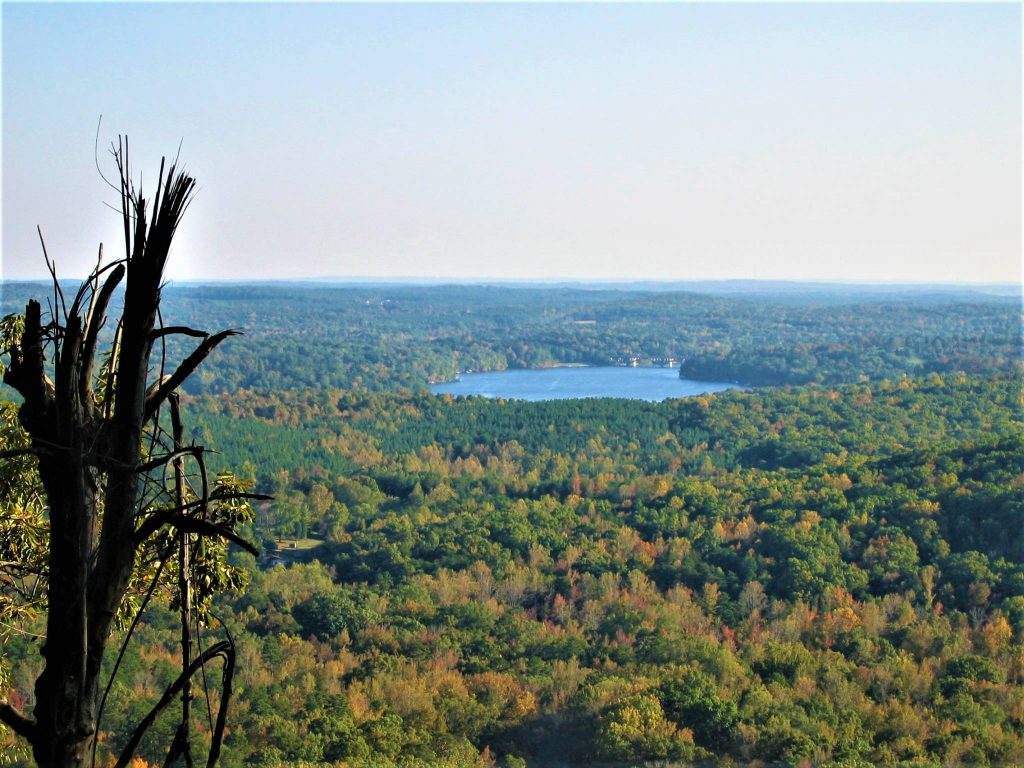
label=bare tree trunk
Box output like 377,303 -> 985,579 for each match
1,144 -> 245,767
33,450 -> 98,766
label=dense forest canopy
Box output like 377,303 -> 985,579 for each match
2,282 -> 1019,393
2,282 -> 1022,767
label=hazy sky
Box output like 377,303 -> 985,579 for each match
2,3 -> 1020,283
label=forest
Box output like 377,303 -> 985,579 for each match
1,283 -> 1022,767
1,282 -> 1017,392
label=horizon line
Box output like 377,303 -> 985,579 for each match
2,276 -> 1020,288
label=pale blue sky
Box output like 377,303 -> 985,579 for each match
2,3 -> 1020,283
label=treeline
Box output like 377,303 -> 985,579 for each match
5,283 -> 1016,393
5,373 -> 1014,766
179,286 -> 1022,390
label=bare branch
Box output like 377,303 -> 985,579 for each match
143,330 -> 240,422
113,641 -> 231,768
37,227 -> 67,324
169,393 -> 210,529
80,261 -> 126,404
94,116 -> 119,196
93,537 -> 173,768
3,301 -> 56,433
103,319 -> 122,418
149,326 -> 210,342
137,514 -> 259,557
205,617 -> 236,768
135,446 -> 205,475
133,493 -> 268,549
0,701 -> 36,741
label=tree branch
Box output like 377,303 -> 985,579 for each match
174,516 -> 258,556
134,506 -> 264,555
3,301 -> 55,433
206,622 -> 236,768
79,262 -> 126,404
182,515 -> 258,556
143,330 -> 240,423
149,326 -> 209,342
135,446 -> 205,474
113,641 -> 230,768
0,700 -> 35,741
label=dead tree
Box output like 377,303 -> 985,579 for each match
0,141 -> 259,767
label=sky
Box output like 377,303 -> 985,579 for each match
2,2 -> 1020,284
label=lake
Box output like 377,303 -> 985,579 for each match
430,366 -> 739,402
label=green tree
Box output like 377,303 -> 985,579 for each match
659,668 -> 739,750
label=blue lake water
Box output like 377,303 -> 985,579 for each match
430,366 -> 739,402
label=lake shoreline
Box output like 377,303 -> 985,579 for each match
430,365 -> 739,402
433,361 -> 683,385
